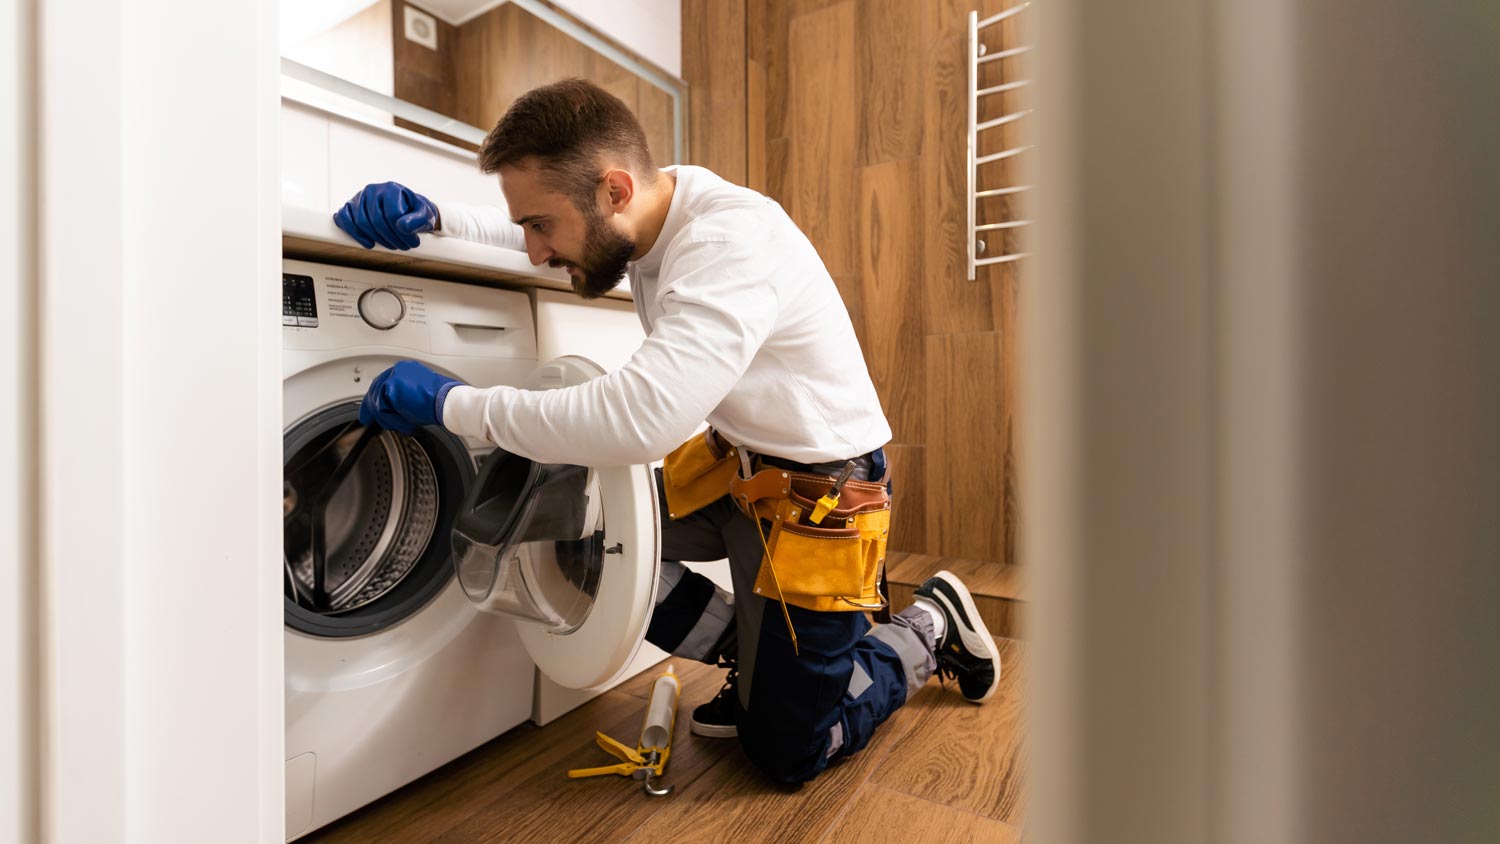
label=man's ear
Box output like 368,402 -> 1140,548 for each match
602,168 -> 635,213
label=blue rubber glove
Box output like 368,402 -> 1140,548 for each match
359,361 -> 463,434
333,182 -> 439,251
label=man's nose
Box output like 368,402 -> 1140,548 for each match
524,232 -> 552,267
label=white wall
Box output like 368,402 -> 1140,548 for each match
33,0 -> 283,842
553,0 -> 681,77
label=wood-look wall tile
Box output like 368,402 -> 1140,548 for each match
682,0 -> 748,182
745,0 -> 769,64
785,1 -> 858,277
754,0 -> 845,145
884,445 -> 927,554
594,58 -> 642,117
687,0 -> 1023,566
635,79 -> 675,167
765,136 -> 791,209
925,332 -> 1007,562
977,2 -> 1024,567
831,274 -> 868,352
858,158 -> 925,443
746,59 -> 768,191
994,267 -> 1021,565
746,0 -> 788,141
856,0 -> 927,166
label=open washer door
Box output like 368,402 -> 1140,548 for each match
450,355 -> 660,690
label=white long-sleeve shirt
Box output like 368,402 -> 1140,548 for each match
435,165 -> 892,467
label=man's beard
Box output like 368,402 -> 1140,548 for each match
551,209 -> 635,300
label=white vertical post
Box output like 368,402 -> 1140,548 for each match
1028,0 -> 1500,842
1214,0 -> 1301,841
1026,0 -> 1215,840
2,1 -> 39,842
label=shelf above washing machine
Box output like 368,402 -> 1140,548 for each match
282,204 -> 634,303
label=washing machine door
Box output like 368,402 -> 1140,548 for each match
451,355 -> 660,690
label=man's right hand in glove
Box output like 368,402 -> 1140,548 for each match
358,361 -> 463,435
333,181 -> 440,251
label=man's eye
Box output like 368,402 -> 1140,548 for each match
531,222 -> 546,233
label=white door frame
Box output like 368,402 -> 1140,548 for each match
9,1 -> 284,842
3,1 -> 41,842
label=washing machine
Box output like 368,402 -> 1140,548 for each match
281,260 -> 660,840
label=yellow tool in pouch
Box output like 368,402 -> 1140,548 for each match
809,460 -> 858,524
567,665 -> 680,796
661,429 -> 740,520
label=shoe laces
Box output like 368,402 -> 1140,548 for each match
935,656 -> 956,689
714,657 -> 739,701
933,639 -> 962,689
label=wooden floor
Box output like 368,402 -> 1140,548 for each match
301,637 -> 1025,844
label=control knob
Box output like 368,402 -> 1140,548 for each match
358,287 -> 405,330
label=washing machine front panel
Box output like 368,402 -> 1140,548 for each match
281,259 -> 543,840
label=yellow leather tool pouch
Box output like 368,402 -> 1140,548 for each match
732,469 -> 891,613
661,429 -> 739,520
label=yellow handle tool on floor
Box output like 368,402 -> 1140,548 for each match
567,665 -> 680,796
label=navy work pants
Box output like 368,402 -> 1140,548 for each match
644,461 -> 936,785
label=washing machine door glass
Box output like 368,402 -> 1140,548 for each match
452,453 -> 604,635
450,355 -> 661,690
283,406 -> 473,638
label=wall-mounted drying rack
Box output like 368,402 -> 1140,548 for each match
967,3 -> 1033,280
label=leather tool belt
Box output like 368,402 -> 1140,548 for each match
660,428 -> 742,520
661,429 -> 892,629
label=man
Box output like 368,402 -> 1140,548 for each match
336,79 -> 1001,784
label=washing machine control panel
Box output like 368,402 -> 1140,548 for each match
357,287 -> 406,330
282,259 -> 538,362
282,273 -> 319,328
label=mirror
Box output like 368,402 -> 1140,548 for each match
280,0 -> 685,163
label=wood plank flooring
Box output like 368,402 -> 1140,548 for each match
300,639 -> 1025,844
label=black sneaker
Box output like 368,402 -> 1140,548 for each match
914,571 -> 1002,703
688,660 -> 739,738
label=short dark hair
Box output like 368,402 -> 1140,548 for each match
478,78 -> 657,209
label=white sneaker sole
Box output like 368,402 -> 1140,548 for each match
932,570 -> 1003,703
689,719 -> 738,738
